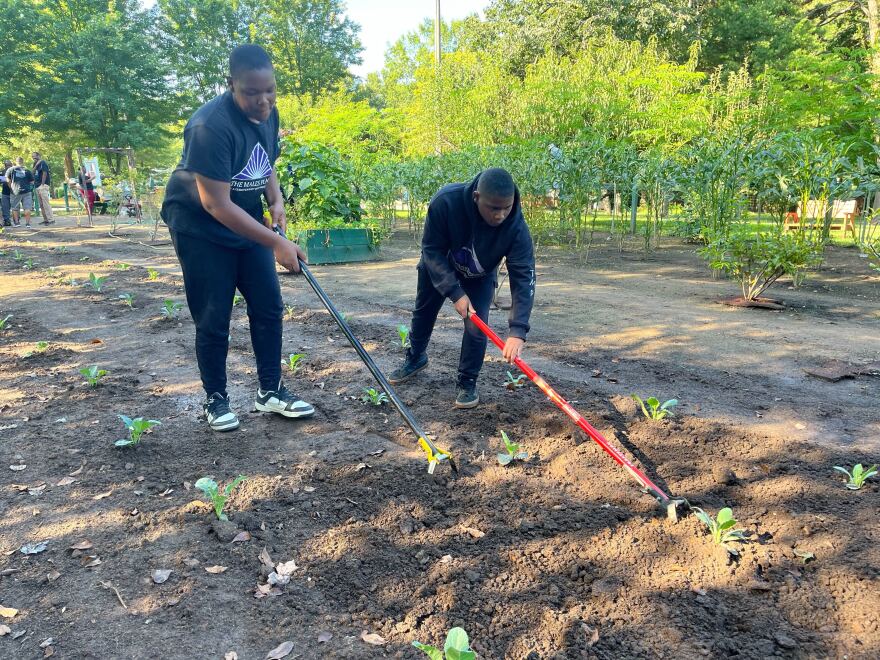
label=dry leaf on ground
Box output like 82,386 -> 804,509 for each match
0,624 -> 11,635
0,606 -> 18,618
258,547 -> 274,568
265,640 -> 294,659
68,464 -> 85,476
151,569 -> 172,584
56,477 -> 76,487
360,630 -> 386,645
232,531 -> 251,543
69,540 -> 93,551
92,490 -> 112,500
463,526 -> 485,539
317,631 -> 332,643
205,565 -> 228,574
46,570 -> 61,582
275,559 -> 297,576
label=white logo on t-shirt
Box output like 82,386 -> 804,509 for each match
231,143 -> 272,190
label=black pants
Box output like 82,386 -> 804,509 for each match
171,230 -> 282,397
408,265 -> 495,386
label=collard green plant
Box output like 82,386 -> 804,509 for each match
116,262 -> 131,270
833,463 -> 877,490
146,268 -> 159,281
0,314 -> 11,331
413,627 -> 476,660
118,293 -> 134,308
24,341 -> 49,357
161,299 -> 182,319
693,507 -> 748,551
285,353 -> 305,374
80,365 -> 107,387
194,475 -> 247,521
502,371 -> 527,390
232,292 -> 244,307
397,324 -> 411,348
632,395 -> 678,420
115,415 -> 161,447
361,387 -> 388,406
497,430 -> 528,466
87,273 -> 107,291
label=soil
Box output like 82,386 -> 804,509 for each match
1,217 -> 878,659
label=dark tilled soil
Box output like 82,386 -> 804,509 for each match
0,222 -> 878,659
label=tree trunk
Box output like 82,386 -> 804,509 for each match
868,0 -> 880,75
64,150 -> 75,179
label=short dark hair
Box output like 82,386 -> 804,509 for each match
477,168 -> 515,198
229,44 -> 273,79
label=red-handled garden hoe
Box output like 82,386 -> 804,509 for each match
469,312 -> 688,521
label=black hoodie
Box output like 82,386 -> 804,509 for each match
420,172 -> 536,340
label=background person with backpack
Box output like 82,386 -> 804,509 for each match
5,157 -> 34,227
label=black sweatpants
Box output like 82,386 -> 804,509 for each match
408,264 -> 495,386
171,230 -> 282,397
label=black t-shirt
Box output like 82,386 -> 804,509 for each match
78,172 -> 94,190
7,167 -> 34,194
33,160 -> 51,187
161,91 -> 280,249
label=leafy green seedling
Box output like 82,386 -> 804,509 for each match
66,276 -> 78,287
361,387 -> 389,406
23,257 -> 34,269
232,292 -> 244,306
87,273 -> 107,291
502,371 -> 527,390
413,627 -> 476,660
161,300 -> 182,319
13,249 -> 24,261
146,268 -> 159,281
397,324 -> 411,348
833,463 -> 877,490
497,430 -> 528,466
632,394 -> 678,420
115,415 -> 161,448
116,262 -> 131,270
284,304 -> 295,320
58,246 -> 67,254
118,293 -> 134,308
80,364 -> 107,387
24,341 -> 49,357
693,507 -> 748,552
0,314 -> 11,331
194,475 -> 247,521
284,353 -> 305,374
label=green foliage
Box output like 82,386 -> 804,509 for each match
194,475 -> 247,521
361,387 -> 389,406
232,292 -> 244,307
632,395 -> 678,421
0,314 -> 11,331
116,263 -> 131,271
833,464 -> 878,490
693,507 -> 749,549
87,273 -> 107,292
146,268 -> 160,281
700,228 -> 824,300
413,627 -> 476,660
161,300 -> 183,319
24,341 -> 49,357
502,371 -> 527,390
118,293 -> 135,308
284,353 -> 305,374
80,365 -> 108,387
497,430 -> 528,467
115,415 -> 161,448
396,324 -> 411,349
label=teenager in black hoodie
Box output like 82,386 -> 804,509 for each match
389,168 -> 536,408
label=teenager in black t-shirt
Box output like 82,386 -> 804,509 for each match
161,44 -> 313,431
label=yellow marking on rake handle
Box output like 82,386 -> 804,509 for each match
418,437 -> 452,474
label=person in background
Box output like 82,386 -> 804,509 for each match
6,157 -> 34,228
32,152 -> 54,225
1,160 -> 12,226
78,165 -> 96,226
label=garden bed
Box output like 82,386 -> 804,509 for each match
0,224 -> 877,658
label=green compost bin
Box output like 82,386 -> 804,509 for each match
296,228 -> 379,265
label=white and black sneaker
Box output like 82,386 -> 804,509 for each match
255,381 -> 315,418
204,392 -> 240,431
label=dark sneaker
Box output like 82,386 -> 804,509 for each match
388,352 -> 428,384
454,383 -> 480,409
204,392 -> 240,431
255,381 -> 315,418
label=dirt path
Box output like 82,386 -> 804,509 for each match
0,217 -> 877,659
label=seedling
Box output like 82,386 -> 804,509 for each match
115,415 -> 161,448
23,257 -> 34,269
161,299 -> 182,319
413,627 -> 476,660
66,276 -> 78,287
58,246 -> 67,254
632,395 -> 678,420
361,387 -> 389,406
497,430 -> 528,466
397,324 -> 411,348
502,371 -> 527,390
232,292 -> 244,306
146,268 -> 159,281
118,293 -> 134,308
80,364 -> 107,387
24,341 -> 49,357
194,475 -> 247,521
833,463 -> 877,490
284,353 -> 305,374
79,256 -> 90,262
13,249 -> 24,261
116,262 -> 131,271
87,273 -> 107,291
284,304 -> 295,320
693,507 -> 748,551
0,314 -> 11,331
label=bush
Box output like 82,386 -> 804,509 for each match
700,228 -> 824,301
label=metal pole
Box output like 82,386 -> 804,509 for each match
434,0 -> 441,68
